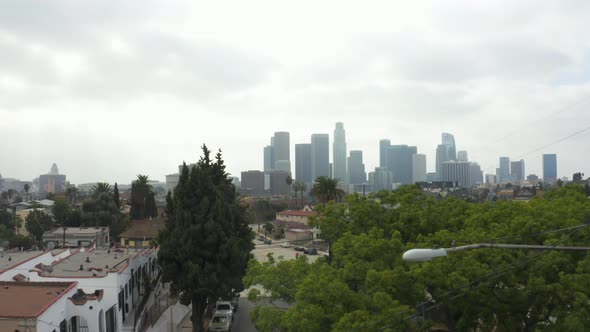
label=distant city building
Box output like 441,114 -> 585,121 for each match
426,172 -> 438,182
457,150 -> 468,162
165,173 -> 180,192
387,145 -> 417,185
295,143 -> 312,185
498,157 -> 510,183
347,150 -> 366,185
273,131 -> 291,173
441,161 -> 473,188
379,139 -> 391,168
269,170 -> 290,195
263,145 -> 274,172
275,160 -> 291,173
311,134 -> 330,181
38,163 -> 67,194
230,176 -> 241,188
436,133 -> 457,179
527,174 -> 539,182
543,154 -> 558,184
332,122 -> 348,184
470,163 -> 483,187
510,159 -> 525,182
369,167 -> 392,191
485,174 -> 497,185
412,154 -> 427,183
241,170 -> 265,196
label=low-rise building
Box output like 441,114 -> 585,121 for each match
120,219 -> 165,248
43,227 -> 110,248
276,210 -> 318,225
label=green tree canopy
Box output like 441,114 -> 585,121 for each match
158,145 -> 254,332
311,176 -> 345,205
25,210 -> 54,243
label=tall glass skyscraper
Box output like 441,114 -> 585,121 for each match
333,122 -> 347,184
311,134 -> 330,181
436,133 -> 457,179
379,139 -> 391,168
347,150 -> 366,185
543,154 -> 557,183
273,131 -> 290,174
295,143 -> 312,184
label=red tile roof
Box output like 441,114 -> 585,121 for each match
0,281 -> 76,318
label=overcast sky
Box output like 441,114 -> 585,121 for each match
1,1 -> 589,185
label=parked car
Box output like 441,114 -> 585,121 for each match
214,301 -> 234,321
209,313 -> 231,332
264,238 -> 272,245
304,248 -> 318,255
294,246 -> 305,252
230,293 -> 240,312
281,242 -> 291,248
257,235 -> 265,241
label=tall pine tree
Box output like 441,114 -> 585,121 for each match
113,183 -> 120,209
158,145 -> 254,332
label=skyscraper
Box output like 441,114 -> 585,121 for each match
387,145 -> 417,185
333,122 -> 347,184
379,139 -> 391,168
498,157 -> 510,183
441,161 -> 472,188
263,145 -> 274,172
457,150 -> 468,162
436,133 -> 457,179
241,170 -> 265,196
269,170 -> 290,195
441,133 -> 457,161
273,131 -> 290,173
510,159 -> 525,182
412,154 -> 427,183
347,150 -> 366,185
295,143 -> 312,184
369,167 -> 392,191
39,163 -> 66,194
311,134 -> 329,181
543,154 -> 557,184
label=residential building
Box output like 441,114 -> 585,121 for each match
543,154 -> 558,184
241,170 -> 265,196
43,227 -> 110,248
347,150 -> 366,185
412,154 -> 427,183
311,134 -> 329,181
120,219 -> 165,248
332,122 -> 347,184
276,210 -> 318,224
295,143 -> 312,185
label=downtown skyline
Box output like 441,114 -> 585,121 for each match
0,2 -> 589,184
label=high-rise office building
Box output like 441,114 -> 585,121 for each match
441,133 -> 457,161
269,170 -> 290,195
457,150 -> 468,162
273,131 -> 290,173
485,174 -> 497,185
39,163 -> 67,194
543,154 -> 557,184
498,157 -> 510,183
347,150 -> 366,185
441,161 -> 472,188
295,143 -> 312,184
387,145 -> 417,185
263,145 -> 274,172
470,162 -> 483,187
241,170 -> 265,196
333,122 -> 347,184
369,167 -> 392,191
412,154 -> 427,183
379,139 -> 391,168
436,133 -> 457,179
311,134 -> 330,181
510,159 -> 525,182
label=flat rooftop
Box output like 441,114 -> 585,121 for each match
0,250 -> 44,274
0,281 -> 76,318
47,249 -> 135,277
44,227 -> 108,236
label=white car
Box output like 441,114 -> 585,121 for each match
281,242 -> 291,248
209,313 -> 231,332
214,301 -> 234,321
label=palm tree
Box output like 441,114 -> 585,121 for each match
285,175 -> 293,209
65,187 -> 79,205
91,182 -> 112,197
23,184 -> 30,202
311,176 -> 345,205
293,181 -> 306,209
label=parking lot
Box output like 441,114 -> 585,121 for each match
252,240 -> 327,263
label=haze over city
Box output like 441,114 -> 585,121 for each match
1,1 -> 589,184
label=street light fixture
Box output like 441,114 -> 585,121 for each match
403,243 -> 590,262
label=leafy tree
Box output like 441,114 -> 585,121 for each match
263,222 -> 274,238
65,209 -> 82,227
45,192 -> 55,200
82,193 -> 127,239
158,145 -> 254,332
25,210 -> 54,243
113,183 -> 120,209
91,182 -> 113,198
557,178 -> 564,187
0,209 -> 14,229
52,197 -> 70,226
573,172 -> 584,181
311,176 -> 345,205
65,187 -> 78,205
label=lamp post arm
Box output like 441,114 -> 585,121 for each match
446,243 -> 590,252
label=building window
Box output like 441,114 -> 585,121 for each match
105,307 -> 116,332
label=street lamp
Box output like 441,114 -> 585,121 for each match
403,243 -> 590,262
